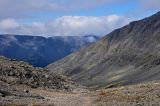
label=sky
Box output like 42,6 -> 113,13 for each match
0,0 -> 159,37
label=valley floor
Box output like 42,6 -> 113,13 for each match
1,81 -> 160,106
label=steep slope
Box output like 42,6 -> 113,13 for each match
0,35 -> 99,67
46,12 -> 160,89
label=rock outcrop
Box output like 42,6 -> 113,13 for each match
0,56 -> 78,95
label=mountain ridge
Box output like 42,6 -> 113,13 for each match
46,11 -> 160,89
0,34 -> 99,67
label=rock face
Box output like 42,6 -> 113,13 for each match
46,12 -> 160,89
0,35 -> 99,67
0,56 -> 77,92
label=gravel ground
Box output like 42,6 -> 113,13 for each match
90,81 -> 160,106
0,81 -> 160,106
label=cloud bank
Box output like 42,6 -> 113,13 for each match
0,15 -> 132,37
0,0 -> 159,37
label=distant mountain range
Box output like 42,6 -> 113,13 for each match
0,35 -> 99,67
46,12 -> 160,89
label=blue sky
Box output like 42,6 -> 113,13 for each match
25,0 -> 157,21
21,0 -> 154,22
0,0 -> 159,36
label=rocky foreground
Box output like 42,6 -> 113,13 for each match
0,56 -> 78,91
0,56 -> 83,105
0,56 -> 160,106
0,80 -> 160,105
90,81 -> 160,106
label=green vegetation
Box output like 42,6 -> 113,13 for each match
111,48 -> 121,54
96,80 -> 127,89
104,80 -> 126,89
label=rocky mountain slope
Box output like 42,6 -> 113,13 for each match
46,12 -> 160,89
1,71 -> 160,105
0,35 -> 99,67
0,56 -> 78,94
0,56 -> 159,105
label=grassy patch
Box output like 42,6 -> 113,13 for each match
112,48 -> 121,54
97,80 -> 126,89
105,81 -> 125,89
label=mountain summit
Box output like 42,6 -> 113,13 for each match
46,12 -> 160,89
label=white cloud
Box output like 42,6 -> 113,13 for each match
0,15 -> 133,37
47,15 -> 132,36
0,0 -> 158,37
0,19 -> 19,29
